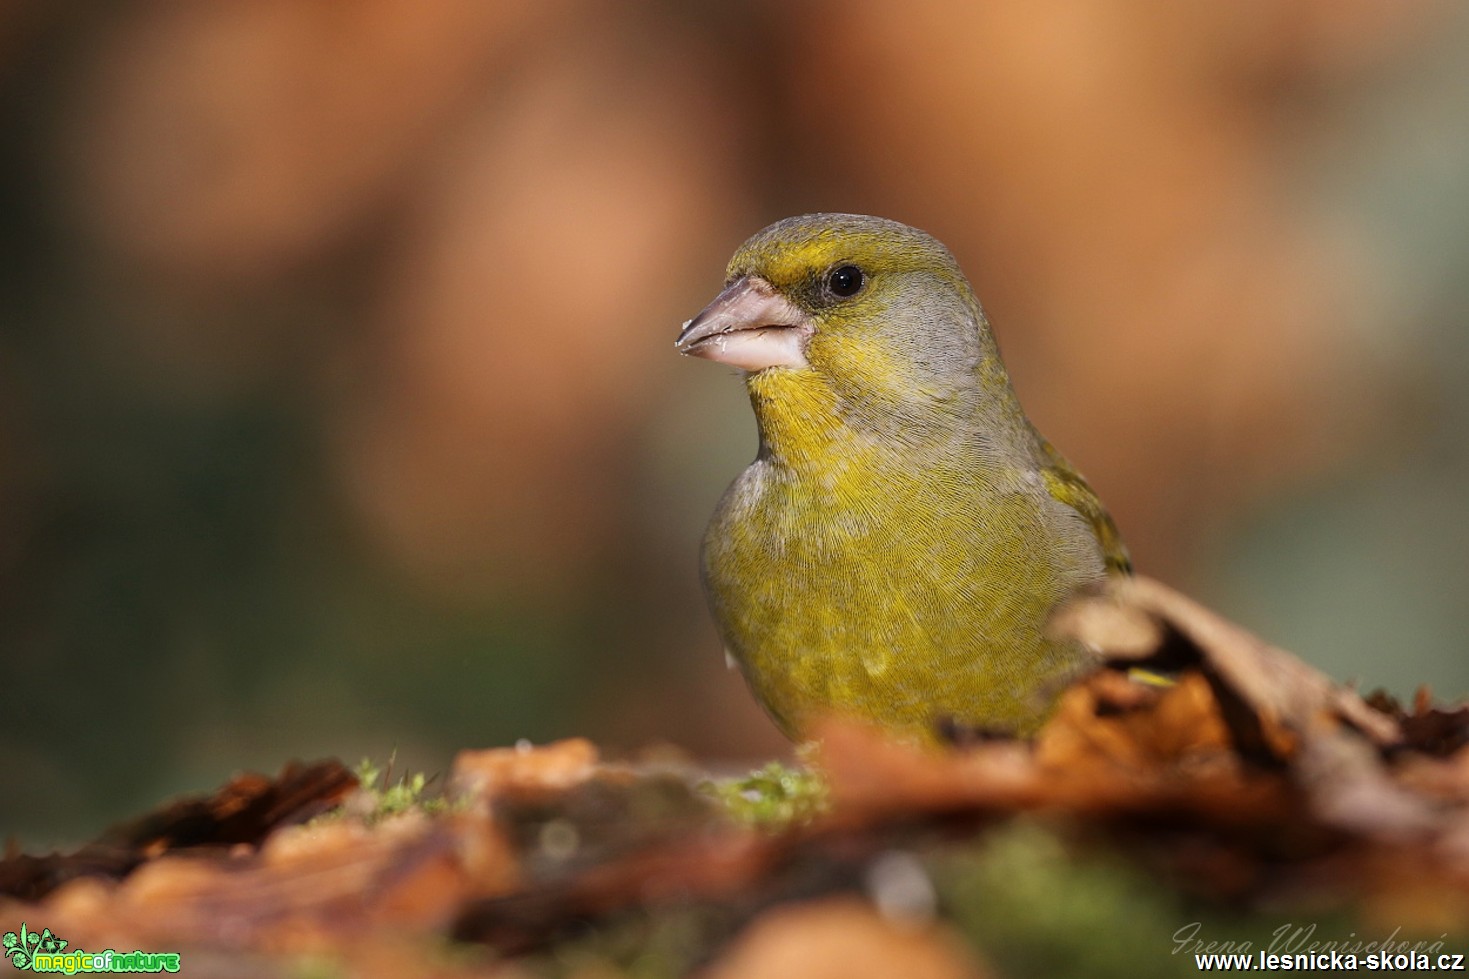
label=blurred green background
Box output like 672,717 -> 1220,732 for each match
2,0 -> 1466,846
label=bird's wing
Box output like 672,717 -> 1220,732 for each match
1033,435 -> 1132,575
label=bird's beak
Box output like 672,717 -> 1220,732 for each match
675,276 -> 812,371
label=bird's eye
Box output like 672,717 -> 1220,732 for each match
826,264 -> 865,298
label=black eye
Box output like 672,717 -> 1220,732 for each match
826,264 -> 865,298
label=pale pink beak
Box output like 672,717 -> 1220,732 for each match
675,276 -> 812,372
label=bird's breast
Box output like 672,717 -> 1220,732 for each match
700,449 -> 1100,736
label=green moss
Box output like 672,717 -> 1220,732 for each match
703,761 -> 828,828
541,908 -> 714,979
353,755 -> 461,821
935,820 -> 1193,979
305,753 -> 462,826
935,820 -> 1408,977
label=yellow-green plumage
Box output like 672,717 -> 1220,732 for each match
680,214 -> 1128,742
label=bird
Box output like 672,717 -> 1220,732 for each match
675,213 -> 1129,743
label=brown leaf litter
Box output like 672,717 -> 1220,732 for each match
2,577 -> 1466,977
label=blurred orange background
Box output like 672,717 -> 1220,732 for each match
3,0 -> 1467,844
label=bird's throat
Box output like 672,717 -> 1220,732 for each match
746,368 -> 874,472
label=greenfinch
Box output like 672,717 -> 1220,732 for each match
677,214 -> 1129,742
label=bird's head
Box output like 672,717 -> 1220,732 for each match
677,214 -> 1004,432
